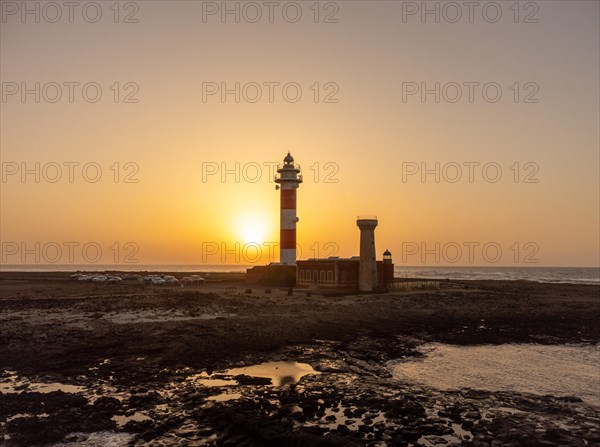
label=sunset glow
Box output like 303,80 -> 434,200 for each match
1,1 -> 598,267
1,3 -> 599,446
236,212 -> 272,245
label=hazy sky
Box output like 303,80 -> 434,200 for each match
1,0 -> 598,267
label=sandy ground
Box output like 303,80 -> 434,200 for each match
0,272 -> 599,446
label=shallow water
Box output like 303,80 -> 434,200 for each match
112,412 -> 151,427
51,431 -> 135,447
391,343 -> 600,406
0,372 -> 86,394
206,392 -> 242,402
183,361 -> 320,402
224,361 -> 320,386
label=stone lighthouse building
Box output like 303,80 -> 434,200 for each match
246,152 -> 395,290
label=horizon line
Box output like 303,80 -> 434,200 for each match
1,264 -> 599,269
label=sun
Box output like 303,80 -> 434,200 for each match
236,213 -> 271,245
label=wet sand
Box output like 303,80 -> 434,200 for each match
0,272 -> 599,446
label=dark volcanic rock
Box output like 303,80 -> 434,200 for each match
1,274 -> 599,446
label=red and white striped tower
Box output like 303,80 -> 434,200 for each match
275,152 -> 302,264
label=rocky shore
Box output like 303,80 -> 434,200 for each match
0,272 -> 598,446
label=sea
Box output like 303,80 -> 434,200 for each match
392,266 -> 600,285
1,265 -> 598,285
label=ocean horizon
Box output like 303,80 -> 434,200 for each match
1,265 -> 598,285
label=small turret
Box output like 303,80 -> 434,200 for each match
383,249 -> 392,264
382,249 -> 394,287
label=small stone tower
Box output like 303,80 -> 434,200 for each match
357,216 -> 378,291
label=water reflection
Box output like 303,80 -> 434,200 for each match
225,361 -> 320,386
279,375 -> 296,386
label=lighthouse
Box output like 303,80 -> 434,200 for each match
275,152 -> 302,264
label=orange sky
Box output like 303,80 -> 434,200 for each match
1,1 -> 598,267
